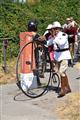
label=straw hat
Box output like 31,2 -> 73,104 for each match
66,17 -> 71,21
46,24 -> 53,30
52,21 -> 62,28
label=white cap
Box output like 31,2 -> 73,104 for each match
46,24 -> 53,30
52,21 -> 62,28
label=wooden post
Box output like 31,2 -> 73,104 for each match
2,38 -> 8,72
1,38 -> 11,73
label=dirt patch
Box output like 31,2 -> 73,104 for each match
56,92 -> 80,120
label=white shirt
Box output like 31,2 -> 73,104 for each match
47,31 -> 71,61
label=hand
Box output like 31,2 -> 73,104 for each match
38,36 -> 46,41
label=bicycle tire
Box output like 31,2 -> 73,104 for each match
16,40 -> 51,98
51,72 -> 60,90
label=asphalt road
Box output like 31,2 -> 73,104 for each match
0,66 -> 80,120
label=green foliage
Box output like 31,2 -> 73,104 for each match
0,0 -> 80,62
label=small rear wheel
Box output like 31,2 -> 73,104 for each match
51,72 -> 60,90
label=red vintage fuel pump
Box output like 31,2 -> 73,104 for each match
19,32 -> 37,90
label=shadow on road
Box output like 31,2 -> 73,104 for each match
14,86 -> 61,101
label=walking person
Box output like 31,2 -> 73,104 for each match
17,19 -> 41,89
63,17 -> 78,66
43,24 -> 55,67
47,21 -> 71,97
38,24 -> 55,72
27,20 -> 41,85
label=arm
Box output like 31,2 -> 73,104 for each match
47,38 -> 54,46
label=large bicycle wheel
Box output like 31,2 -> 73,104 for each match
51,72 -> 60,90
16,40 -> 51,98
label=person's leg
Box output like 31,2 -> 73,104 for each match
73,41 -> 79,63
58,75 -> 66,97
33,70 -> 41,86
58,60 -> 71,97
68,43 -> 73,66
64,74 -> 71,93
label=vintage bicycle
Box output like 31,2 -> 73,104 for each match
16,38 -> 60,98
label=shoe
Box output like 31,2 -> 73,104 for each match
58,89 -> 66,98
64,75 -> 71,94
65,88 -> 71,94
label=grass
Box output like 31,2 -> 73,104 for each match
56,93 -> 80,120
0,58 -> 16,85
55,61 -> 80,120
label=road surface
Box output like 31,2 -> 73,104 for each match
0,66 -> 80,120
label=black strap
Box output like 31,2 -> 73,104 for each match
55,48 -> 69,52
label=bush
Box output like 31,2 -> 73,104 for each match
0,0 -> 80,62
